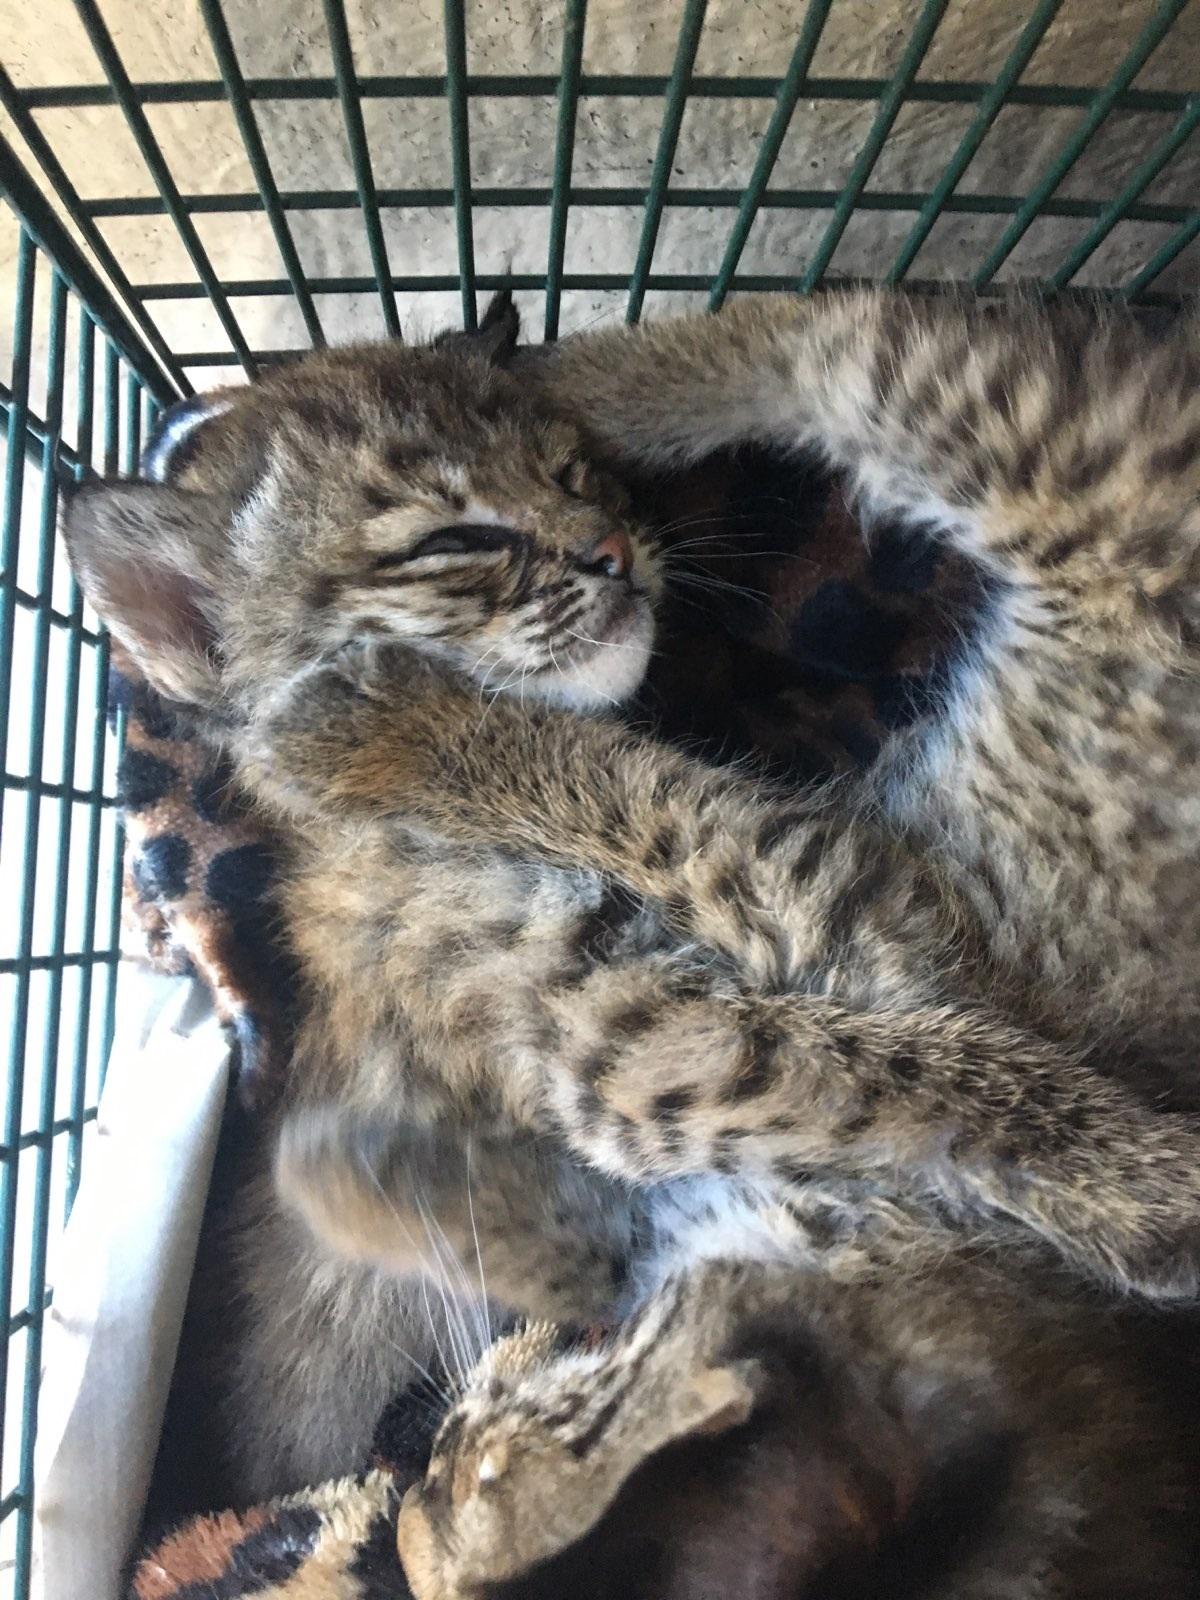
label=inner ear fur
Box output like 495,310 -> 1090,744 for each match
62,479 -> 229,707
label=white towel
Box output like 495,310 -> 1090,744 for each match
31,966 -> 228,1600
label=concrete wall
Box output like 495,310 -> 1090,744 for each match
0,0 -> 1197,395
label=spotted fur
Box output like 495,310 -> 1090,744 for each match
64,292 -> 1200,1535
248,295 -> 1200,1297
398,1241 -> 1200,1600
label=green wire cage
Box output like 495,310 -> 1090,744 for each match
0,0 -> 1197,1592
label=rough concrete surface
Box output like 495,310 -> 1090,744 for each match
0,0 -> 1196,401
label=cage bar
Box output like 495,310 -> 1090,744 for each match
322,0 -> 399,336
61,314 -> 97,1221
82,187 -> 1196,225
1051,96 -> 1200,288
973,0 -> 1193,289
1126,208 -> 1200,297
198,0 -> 325,347
0,70 -> 189,395
8,270 -> 70,1597
544,0 -> 587,340
122,373 -> 142,475
0,135 -> 179,407
14,74 -> 1194,113
625,0 -> 708,323
800,0 -> 949,291
886,0 -> 1065,285
69,0 -> 256,373
708,0 -> 835,310
443,0 -> 478,331
0,233 -> 40,1531
97,361 -> 137,1079
0,232 -> 36,852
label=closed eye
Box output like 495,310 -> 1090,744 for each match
555,460 -> 589,499
372,524 -> 521,568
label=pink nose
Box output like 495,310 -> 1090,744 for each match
581,530 -> 633,580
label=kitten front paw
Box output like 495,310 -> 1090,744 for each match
241,643 -> 479,819
980,1123 -> 1200,1305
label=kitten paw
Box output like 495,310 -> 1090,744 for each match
241,643 -> 480,818
980,1130 -> 1200,1305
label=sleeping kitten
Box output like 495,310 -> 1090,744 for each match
397,1229 -> 1200,1600
64,290 -> 1200,1538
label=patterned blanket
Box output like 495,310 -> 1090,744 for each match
131,1389 -> 440,1599
124,446 -> 977,1595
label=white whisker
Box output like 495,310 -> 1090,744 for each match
423,1184 -> 492,1362
382,1334 -> 454,1405
467,1132 -> 489,1344
563,625 -> 627,651
361,1157 -> 459,1396
417,1195 -> 471,1391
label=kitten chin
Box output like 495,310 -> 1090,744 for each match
527,599 -> 656,711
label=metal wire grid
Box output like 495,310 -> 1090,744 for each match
0,0 -> 1197,1593
0,213 -> 162,1593
1,0 -> 1198,389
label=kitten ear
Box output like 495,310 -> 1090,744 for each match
476,289 -> 521,364
434,290 -> 521,367
661,1360 -> 761,1443
62,480 -> 228,706
142,391 -> 235,483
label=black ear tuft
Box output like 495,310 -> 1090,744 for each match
479,288 -> 520,353
434,290 -> 521,367
58,471 -> 83,509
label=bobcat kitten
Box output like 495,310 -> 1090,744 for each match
65,292 -> 1200,1527
397,1231 -> 1200,1600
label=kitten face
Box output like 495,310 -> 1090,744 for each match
394,1260 -> 1013,1600
334,437 -> 660,712
223,355 -> 662,712
66,304 -> 662,716
395,1249 -> 1190,1600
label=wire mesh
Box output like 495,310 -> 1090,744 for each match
0,0 -> 1197,1592
0,221 -> 138,1594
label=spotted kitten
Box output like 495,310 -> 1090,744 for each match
65,292 -> 1200,1514
397,1237 -> 1200,1600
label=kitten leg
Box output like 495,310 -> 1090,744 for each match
249,651 -> 966,1001
519,968 -> 1200,1305
271,952 -> 1200,1304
